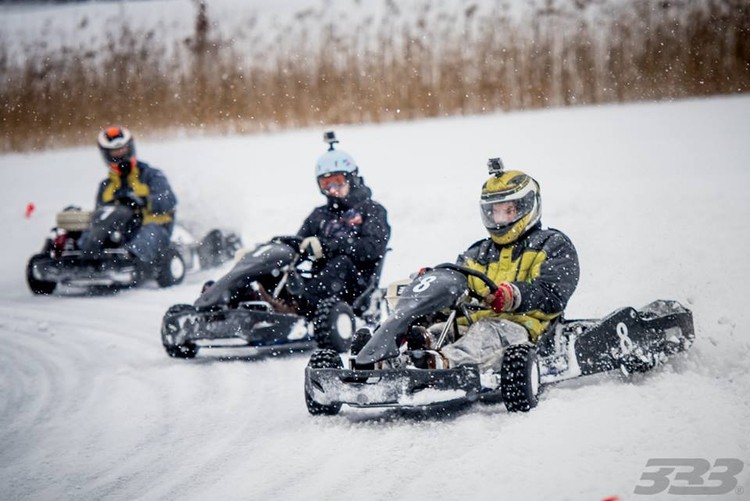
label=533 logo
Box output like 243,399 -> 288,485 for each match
635,458 -> 745,496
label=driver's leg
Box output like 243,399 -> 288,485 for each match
292,254 -> 360,316
126,223 -> 171,264
440,318 -> 529,370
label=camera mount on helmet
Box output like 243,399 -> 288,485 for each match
487,157 -> 504,176
324,131 -> 339,151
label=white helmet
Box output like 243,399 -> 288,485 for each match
315,149 -> 357,178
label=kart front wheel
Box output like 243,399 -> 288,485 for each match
26,255 -> 56,295
161,304 -> 199,359
501,343 -> 541,413
313,298 -> 354,354
305,349 -> 343,416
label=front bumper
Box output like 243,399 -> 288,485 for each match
29,252 -> 138,287
162,306 -> 313,349
305,365 -> 482,408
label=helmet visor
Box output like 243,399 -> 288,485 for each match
480,190 -> 535,232
102,145 -> 131,164
318,172 -> 348,193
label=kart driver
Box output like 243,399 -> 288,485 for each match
78,126 -> 177,269
289,133 -> 391,316
415,159 -> 580,370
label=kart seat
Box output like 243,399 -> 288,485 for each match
351,248 -> 390,315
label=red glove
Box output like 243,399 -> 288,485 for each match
485,282 -> 520,313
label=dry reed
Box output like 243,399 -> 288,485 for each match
1,0 -> 748,151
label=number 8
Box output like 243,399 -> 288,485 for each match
413,276 -> 436,293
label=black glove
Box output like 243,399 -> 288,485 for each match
320,234 -> 350,257
114,188 -> 146,209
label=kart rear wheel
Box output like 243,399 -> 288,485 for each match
156,247 -> 186,288
305,349 -> 343,415
501,343 -> 541,413
313,298 -> 354,353
162,304 -> 199,359
165,343 -> 199,359
26,255 -> 56,295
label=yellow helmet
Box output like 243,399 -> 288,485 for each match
480,170 -> 541,245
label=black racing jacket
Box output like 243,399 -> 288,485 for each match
297,184 -> 390,276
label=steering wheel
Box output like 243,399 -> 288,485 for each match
433,263 -> 498,300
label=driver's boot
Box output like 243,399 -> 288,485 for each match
408,326 -> 445,369
256,283 -> 298,314
406,326 -> 433,350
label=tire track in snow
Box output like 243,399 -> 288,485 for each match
0,296 -> 329,500
0,297 -> 191,499
0,303 -> 108,499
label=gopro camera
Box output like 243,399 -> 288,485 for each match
324,131 -> 339,150
487,157 -> 504,175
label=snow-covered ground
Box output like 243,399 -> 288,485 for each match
2,95 -> 750,500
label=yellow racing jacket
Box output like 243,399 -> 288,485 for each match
457,224 -> 579,341
96,161 -> 176,226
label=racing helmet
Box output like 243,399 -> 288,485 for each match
315,145 -> 360,197
316,149 -> 357,177
480,170 -> 541,245
97,126 -> 136,175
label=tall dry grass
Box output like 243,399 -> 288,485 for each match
1,0 -> 748,151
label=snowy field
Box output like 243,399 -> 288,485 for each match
1,95 -> 750,500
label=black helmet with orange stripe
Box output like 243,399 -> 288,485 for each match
97,126 -> 136,175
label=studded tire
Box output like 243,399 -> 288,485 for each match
501,343 -> 541,413
161,304 -> 199,359
164,343 -> 199,359
305,349 -> 343,415
313,298 -> 354,353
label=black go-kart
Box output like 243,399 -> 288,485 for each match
160,238 -> 387,359
304,263 -> 695,415
26,205 -> 241,295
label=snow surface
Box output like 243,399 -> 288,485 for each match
2,95 -> 750,500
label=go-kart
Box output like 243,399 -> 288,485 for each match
26,205 -> 241,294
160,237 -> 387,359
304,263 -> 695,415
